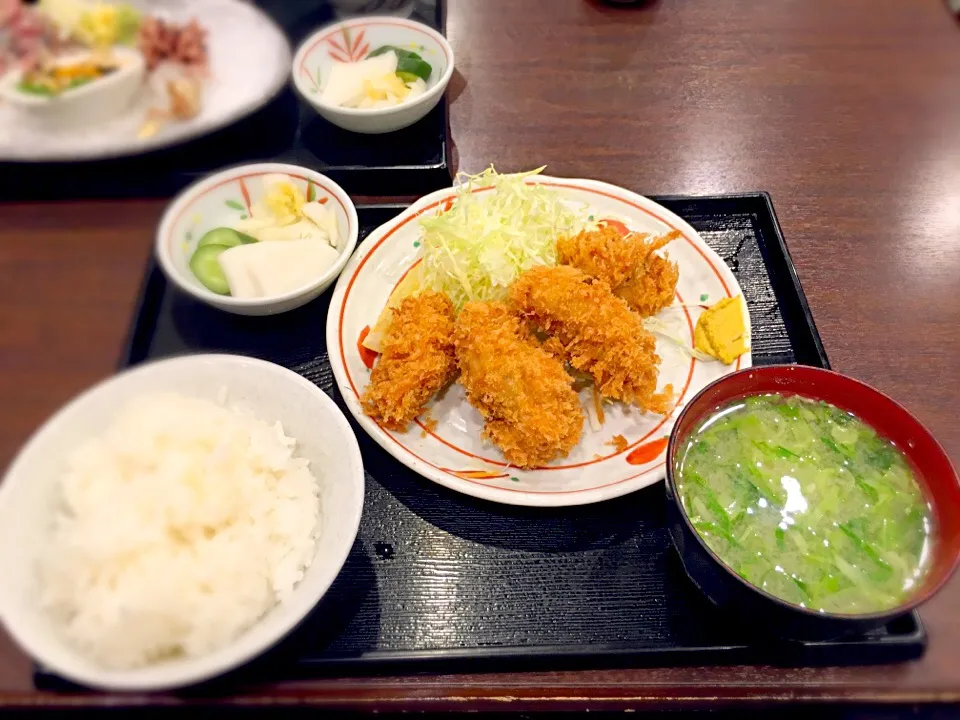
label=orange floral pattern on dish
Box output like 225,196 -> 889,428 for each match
626,436 -> 669,465
441,469 -> 510,480
238,177 -> 251,213
327,27 -> 369,63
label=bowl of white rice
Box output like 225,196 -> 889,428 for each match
0,354 -> 364,692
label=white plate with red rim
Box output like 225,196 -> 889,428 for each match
0,0 -> 290,161
326,176 -> 752,507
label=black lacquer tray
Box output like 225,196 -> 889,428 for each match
0,0 -> 451,200
36,193 -> 924,691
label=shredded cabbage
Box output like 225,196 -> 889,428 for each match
418,166 -> 591,310
643,316 -> 715,362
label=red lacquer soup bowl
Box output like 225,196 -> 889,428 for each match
664,364 -> 960,640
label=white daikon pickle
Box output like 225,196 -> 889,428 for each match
217,239 -> 339,297
320,52 -> 397,108
216,250 -> 261,299
301,200 -> 340,248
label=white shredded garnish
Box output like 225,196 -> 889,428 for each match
644,316 -> 715,362
418,166 -> 594,310
582,390 -> 603,432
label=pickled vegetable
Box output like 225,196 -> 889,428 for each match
195,227 -> 257,249
367,45 -> 432,81
189,244 -> 230,295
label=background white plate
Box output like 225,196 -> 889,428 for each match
326,176 -> 752,507
0,0 -> 291,162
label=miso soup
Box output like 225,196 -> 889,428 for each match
676,393 -> 933,614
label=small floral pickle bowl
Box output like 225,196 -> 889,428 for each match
664,365 -> 960,641
292,16 -> 454,134
156,163 -> 359,316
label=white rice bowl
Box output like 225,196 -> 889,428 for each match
42,392 -> 322,670
0,354 -> 365,692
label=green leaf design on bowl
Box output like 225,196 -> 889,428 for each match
225,200 -> 245,211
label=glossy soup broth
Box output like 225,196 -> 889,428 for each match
676,393 -> 933,614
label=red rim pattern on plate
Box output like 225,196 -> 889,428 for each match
338,181 -> 744,495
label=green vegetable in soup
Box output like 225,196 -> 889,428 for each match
676,393 -> 932,615
367,45 -> 433,81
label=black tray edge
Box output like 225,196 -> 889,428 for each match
648,192 -> 829,369
757,191 -> 829,369
36,615 -> 926,692
294,619 -> 927,674
118,263 -> 167,371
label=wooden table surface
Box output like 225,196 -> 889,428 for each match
2,0 -> 959,711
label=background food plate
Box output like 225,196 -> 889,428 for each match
326,177 -> 753,507
0,0 -> 290,162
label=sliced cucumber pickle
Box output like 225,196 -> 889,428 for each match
196,227 -> 257,249
368,45 -> 433,81
189,244 -> 231,295
395,56 -> 432,81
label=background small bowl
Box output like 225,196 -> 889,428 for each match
292,16 -> 454,134
0,354 -> 365,691
0,46 -> 145,130
156,163 -> 359,316
665,364 -> 960,641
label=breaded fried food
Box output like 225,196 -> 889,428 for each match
455,301 -> 583,468
510,265 -> 672,413
556,225 -> 640,288
361,291 -> 457,431
557,226 -> 680,317
618,242 -> 680,317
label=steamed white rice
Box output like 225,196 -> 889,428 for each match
40,392 -> 321,670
